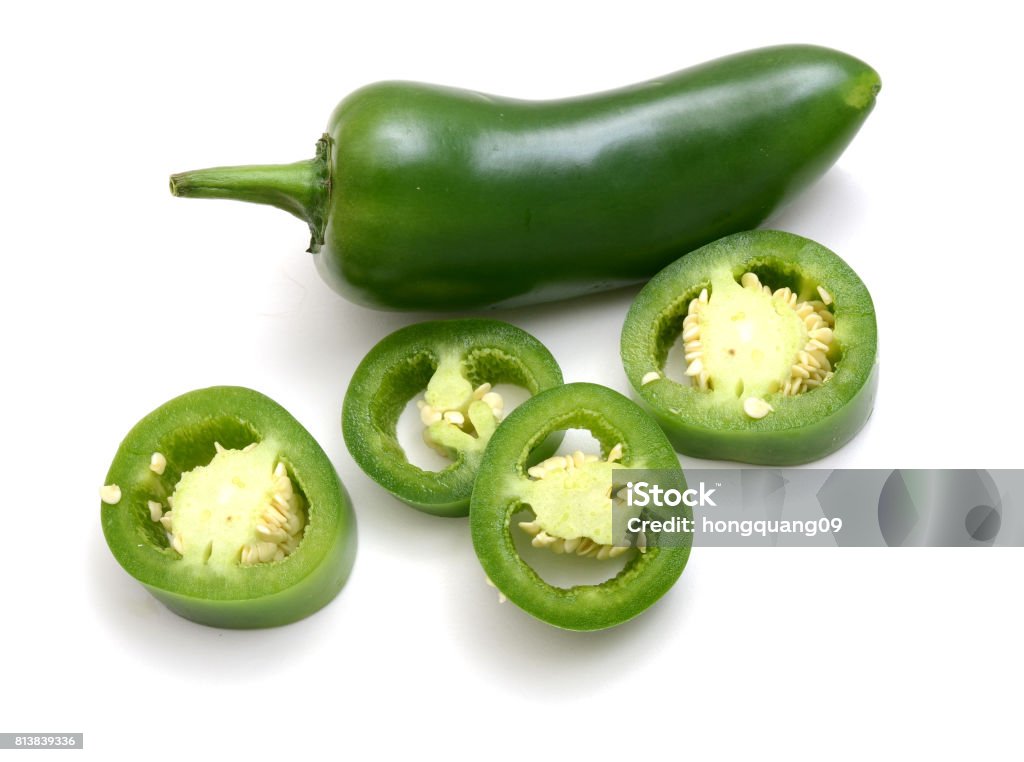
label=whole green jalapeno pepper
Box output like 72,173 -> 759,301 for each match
470,383 -> 691,631
343,319 -> 563,516
170,45 -> 880,311
100,386 -> 357,628
621,230 -> 878,465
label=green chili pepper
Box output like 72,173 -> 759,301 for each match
169,45 -> 880,311
621,230 -> 878,465
470,383 -> 691,631
343,319 -> 563,517
100,386 -> 356,628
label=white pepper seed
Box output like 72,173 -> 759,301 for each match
100,485 -> 122,505
481,392 -> 503,412
743,397 -> 774,419
484,576 -> 507,604
518,520 -> 541,535
149,452 -> 167,475
810,327 -> 833,343
532,531 -> 556,548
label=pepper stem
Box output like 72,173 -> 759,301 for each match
169,134 -> 332,253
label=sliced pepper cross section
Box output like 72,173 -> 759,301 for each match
621,230 -> 878,465
100,386 -> 357,629
470,383 -> 692,631
343,319 -> 563,516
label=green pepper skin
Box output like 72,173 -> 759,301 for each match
343,319 -> 563,517
621,230 -> 878,465
101,387 -> 357,629
470,383 -> 691,631
171,45 -> 880,311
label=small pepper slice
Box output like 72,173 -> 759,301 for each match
621,230 -> 878,465
470,383 -> 691,631
100,386 -> 356,628
343,319 -> 563,517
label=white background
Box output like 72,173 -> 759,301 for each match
2,1 -> 1022,759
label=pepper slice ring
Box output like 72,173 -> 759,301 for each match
470,383 -> 691,631
100,386 -> 357,629
343,319 -> 563,517
621,230 -> 878,465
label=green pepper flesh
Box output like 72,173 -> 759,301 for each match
170,45 -> 880,311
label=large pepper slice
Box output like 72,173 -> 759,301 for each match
170,45 -> 879,311
100,386 -> 356,628
621,230 -> 878,465
470,383 -> 691,631
343,319 -> 563,517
